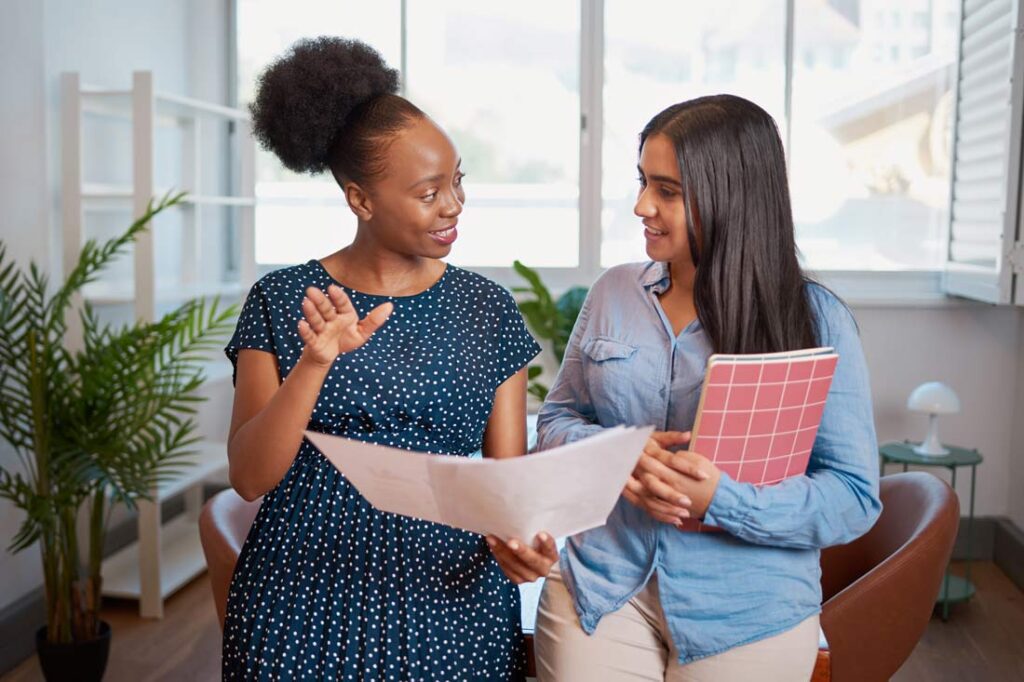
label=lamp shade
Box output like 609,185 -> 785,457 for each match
907,381 -> 960,415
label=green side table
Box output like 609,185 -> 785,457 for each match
879,441 -> 982,620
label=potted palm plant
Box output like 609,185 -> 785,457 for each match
0,192 -> 236,681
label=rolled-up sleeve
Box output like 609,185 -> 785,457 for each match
703,291 -> 883,549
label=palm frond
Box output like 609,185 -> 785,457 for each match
0,470 -> 55,553
64,293 -> 235,503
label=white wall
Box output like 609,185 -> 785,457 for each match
0,0 -> 232,614
854,302 -> 1022,519
0,0 -> 50,619
1,1 -> 50,271
1011,313 -> 1024,530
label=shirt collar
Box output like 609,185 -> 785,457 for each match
640,261 -> 705,335
640,260 -> 671,295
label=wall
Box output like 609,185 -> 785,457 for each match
854,301 -> 1022,518
1011,313 -> 1024,530
0,0 -> 51,620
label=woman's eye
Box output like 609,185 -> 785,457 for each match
422,191 -> 438,201
637,175 -> 647,188
659,187 -> 677,198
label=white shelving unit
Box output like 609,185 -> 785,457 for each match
61,71 -> 256,618
100,442 -> 230,604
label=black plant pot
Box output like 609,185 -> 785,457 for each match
35,621 -> 111,682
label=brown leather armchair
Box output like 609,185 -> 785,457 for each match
814,470 -> 959,682
199,471 -> 958,681
198,489 -> 262,628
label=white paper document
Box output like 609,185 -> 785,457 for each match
304,426 -> 653,542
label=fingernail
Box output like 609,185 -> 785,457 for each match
508,540 -> 520,551
679,510 -> 690,519
538,532 -> 549,542
485,537 -> 496,547
701,471 -> 711,480
678,496 -> 691,506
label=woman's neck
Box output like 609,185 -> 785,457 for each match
323,229 -> 443,296
666,259 -> 696,299
657,259 -> 698,336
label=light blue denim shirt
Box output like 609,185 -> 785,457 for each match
536,261 -> 882,664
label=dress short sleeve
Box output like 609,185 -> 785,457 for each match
493,289 -> 542,386
224,281 -> 277,385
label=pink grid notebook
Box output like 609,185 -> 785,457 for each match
679,347 -> 838,532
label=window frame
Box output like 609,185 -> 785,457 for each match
235,0 -> 981,304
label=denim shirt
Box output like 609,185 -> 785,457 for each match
536,261 -> 882,664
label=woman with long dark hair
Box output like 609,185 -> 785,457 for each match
532,95 -> 882,680
222,37 -> 556,680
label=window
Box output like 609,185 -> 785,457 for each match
404,2 -> 581,268
237,0 -> 579,270
236,0 -> 401,266
235,0 -> 1009,299
601,0 -> 785,268
790,0 -> 958,271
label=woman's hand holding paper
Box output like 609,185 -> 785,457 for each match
486,532 -> 559,584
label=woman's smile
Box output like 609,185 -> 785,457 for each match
643,221 -> 668,240
429,223 -> 459,245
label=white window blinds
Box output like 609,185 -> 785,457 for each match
943,0 -> 1024,304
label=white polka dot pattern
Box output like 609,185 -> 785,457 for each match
221,260 -> 540,680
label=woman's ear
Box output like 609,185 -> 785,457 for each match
344,182 -> 373,221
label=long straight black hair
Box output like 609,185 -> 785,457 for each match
640,95 -> 819,354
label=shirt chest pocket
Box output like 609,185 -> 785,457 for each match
581,336 -> 640,399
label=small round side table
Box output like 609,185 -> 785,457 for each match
879,441 -> 982,621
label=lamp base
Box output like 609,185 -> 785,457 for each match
913,414 -> 949,456
912,442 -> 950,456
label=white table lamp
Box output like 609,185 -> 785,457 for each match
907,381 -> 960,456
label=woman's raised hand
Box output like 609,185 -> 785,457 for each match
297,284 -> 394,366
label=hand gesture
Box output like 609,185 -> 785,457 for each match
297,284 -> 393,367
486,532 -> 559,584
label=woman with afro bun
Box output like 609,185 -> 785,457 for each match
222,37 -> 557,680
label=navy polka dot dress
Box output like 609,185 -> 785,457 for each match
221,260 -> 540,681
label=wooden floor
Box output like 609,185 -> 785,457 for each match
4,562 -> 1022,681
892,562 -> 1024,681
2,575 -> 222,682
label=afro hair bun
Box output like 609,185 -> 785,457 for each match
249,37 -> 400,174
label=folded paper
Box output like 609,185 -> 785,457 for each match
305,425 -> 653,542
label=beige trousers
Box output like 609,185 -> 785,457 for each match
534,566 -> 819,682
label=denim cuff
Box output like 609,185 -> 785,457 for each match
703,471 -> 752,531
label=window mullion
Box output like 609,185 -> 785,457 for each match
579,0 -> 604,283
783,0 -> 795,163
399,0 -> 408,95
